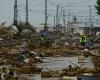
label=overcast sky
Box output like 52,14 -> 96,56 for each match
0,0 -> 98,27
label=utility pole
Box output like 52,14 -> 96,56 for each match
44,0 -> 48,31
89,5 -> 94,41
67,12 -> 71,32
63,10 -> 66,33
89,5 -> 92,27
54,16 -> 56,28
14,0 -> 18,26
89,5 -> 93,33
56,5 -> 59,31
26,0 -> 29,25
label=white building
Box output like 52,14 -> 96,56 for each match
68,22 -> 83,34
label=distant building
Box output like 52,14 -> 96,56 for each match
35,26 -> 54,32
82,27 -> 100,32
80,27 -> 100,37
67,16 -> 82,34
68,22 -> 81,34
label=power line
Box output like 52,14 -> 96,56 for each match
19,9 -> 55,12
48,0 -> 57,5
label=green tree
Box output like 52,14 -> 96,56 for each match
95,0 -> 100,15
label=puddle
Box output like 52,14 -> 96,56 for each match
37,57 -> 94,71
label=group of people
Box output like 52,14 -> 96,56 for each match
80,33 -> 93,49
